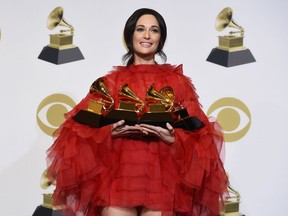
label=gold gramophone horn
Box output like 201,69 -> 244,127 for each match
146,85 -> 174,112
119,84 -> 145,112
215,7 -> 244,36
160,86 -> 175,102
47,6 -> 74,34
40,168 -> 55,189
90,77 -> 114,111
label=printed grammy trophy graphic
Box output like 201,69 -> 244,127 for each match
38,6 -> 84,64
207,7 -> 256,67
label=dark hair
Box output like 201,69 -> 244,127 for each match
122,8 -> 167,66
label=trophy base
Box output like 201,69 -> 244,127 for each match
206,48 -> 255,67
33,194 -> 72,216
139,112 -> 174,128
73,110 -> 106,128
173,116 -> 205,131
219,200 -> 245,216
105,109 -> 138,126
38,46 -> 84,64
32,205 -> 62,216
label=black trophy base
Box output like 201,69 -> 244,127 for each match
206,48 -> 255,67
32,205 -> 62,216
105,109 -> 138,126
73,110 -> 106,128
173,116 -> 205,131
38,46 -> 84,65
139,112 -> 174,128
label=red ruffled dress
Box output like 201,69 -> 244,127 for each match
46,64 -> 229,216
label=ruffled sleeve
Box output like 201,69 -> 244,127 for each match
171,69 -> 229,215
46,91 -> 117,214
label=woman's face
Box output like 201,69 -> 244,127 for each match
132,14 -> 161,62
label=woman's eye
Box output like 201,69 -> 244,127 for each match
151,28 -> 159,33
136,27 -> 144,32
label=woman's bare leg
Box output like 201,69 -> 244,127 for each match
140,207 -> 176,216
140,207 -> 162,216
101,206 -> 137,216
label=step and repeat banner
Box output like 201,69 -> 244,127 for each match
1,0 -> 288,215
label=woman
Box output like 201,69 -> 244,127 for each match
47,8 -> 229,216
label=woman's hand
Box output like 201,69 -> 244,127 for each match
139,122 -> 175,144
111,120 -> 145,138
111,120 -> 175,144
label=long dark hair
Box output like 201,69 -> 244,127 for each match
122,8 -> 167,66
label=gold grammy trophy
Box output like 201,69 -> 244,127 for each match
73,77 -> 114,127
32,169 -> 70,216
173,104 -> 205,131
139,85 -> 174,127
139,85 -> 204,130
104,84 -> 144,125
206,7 -> 255,67
38,6 -> 84,64
220,178 -> 245,216
72,82 -> 205,130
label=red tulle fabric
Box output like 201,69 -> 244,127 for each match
46,64 -> 229,216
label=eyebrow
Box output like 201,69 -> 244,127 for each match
136,24 -> 160,29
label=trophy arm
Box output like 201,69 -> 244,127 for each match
228,183 -> 241,201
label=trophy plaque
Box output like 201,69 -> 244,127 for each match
206,7 -> 255,67
73,100 -> 106,128
140,104 -> 174,127
73,77 -> 114,127
140,85 -> 174,127
38,7 -> 84,64
104,84 -> 142,126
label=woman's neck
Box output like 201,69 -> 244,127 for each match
133,55 -> 156,65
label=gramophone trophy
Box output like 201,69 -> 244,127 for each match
104,84 -> 144,125
32,169 -> 67,216
72,81 -> 205,130
173,105 -> 205,131
73,77 -> 114,127
139,85 -> 174,127
38,6 -> 84,64
220,182 -> 245,216
206,7 -> 255,67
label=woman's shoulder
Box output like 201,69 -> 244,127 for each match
107,65 -> 129,75
158,63 -> 184,76
168,64 -> 183,74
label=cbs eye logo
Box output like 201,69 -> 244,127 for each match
36,94 -> 76,136
207,97 -> 251,142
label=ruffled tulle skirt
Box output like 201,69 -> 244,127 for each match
47,117 -> 229,216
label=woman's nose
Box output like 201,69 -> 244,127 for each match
144,30 -> 150,39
